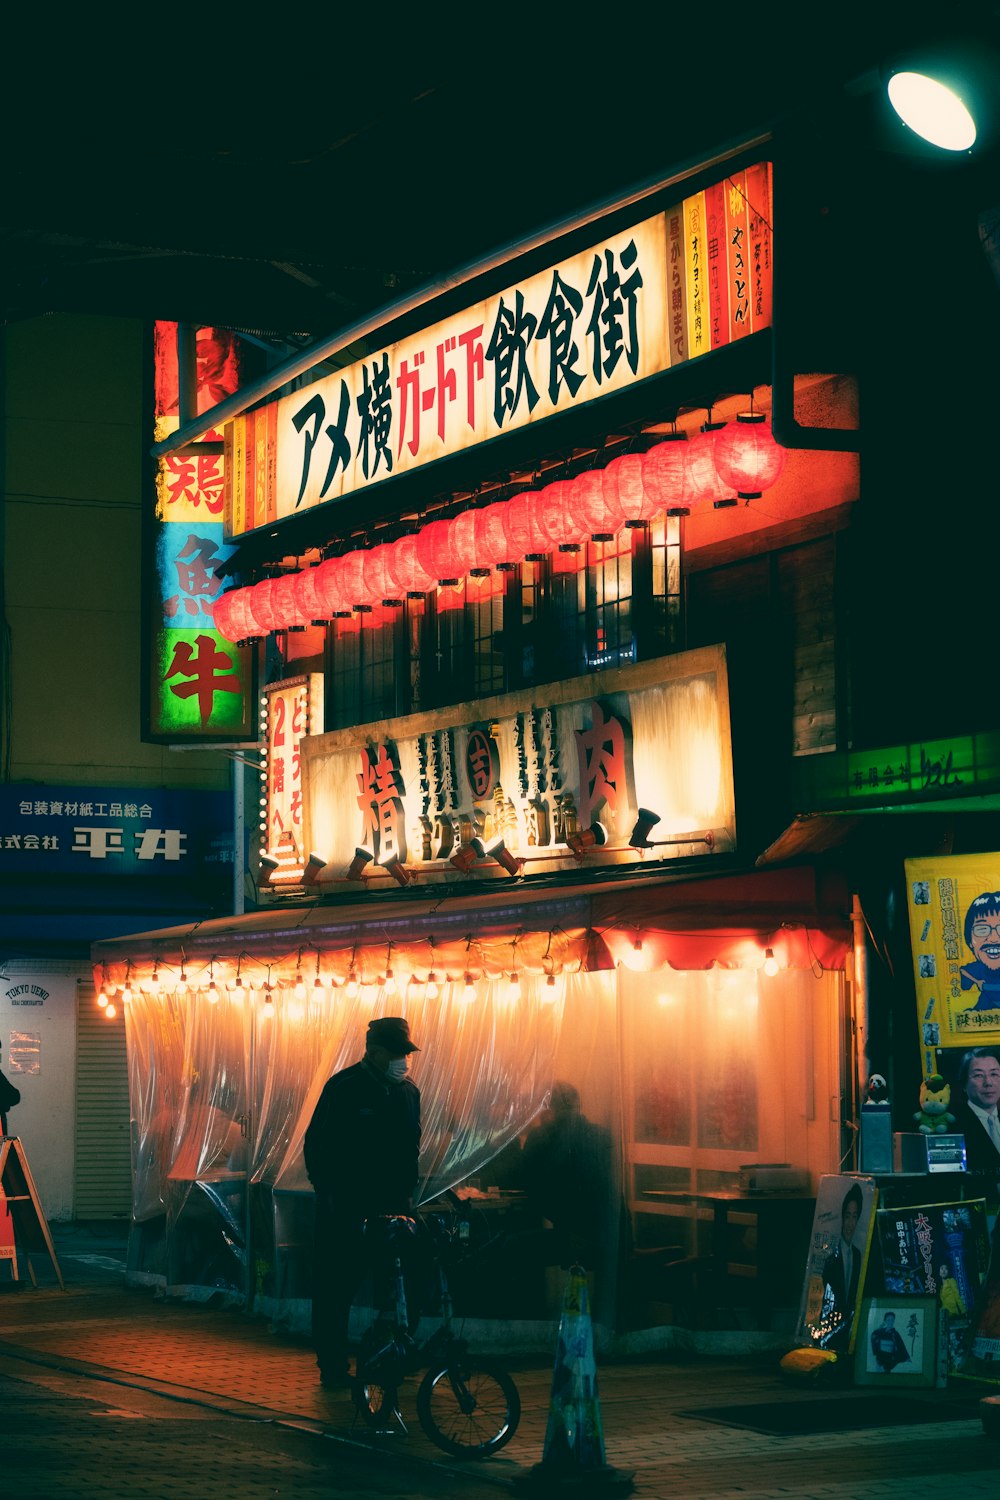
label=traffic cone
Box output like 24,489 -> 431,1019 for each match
513,1266 -> 634,1495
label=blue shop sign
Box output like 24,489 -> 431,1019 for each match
0,785 -> 232,877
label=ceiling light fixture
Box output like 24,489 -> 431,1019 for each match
886,69 -> 976,151
471,834 -> 524,879
346,845 -> 374,881
566,820 -> 609,859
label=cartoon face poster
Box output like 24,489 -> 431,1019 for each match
905,854 -> 1000,1075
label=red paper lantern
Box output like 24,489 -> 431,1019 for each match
211,590 -> 239,641
535,479 -> 587,549
603,452 -> 654,525
362,543 -> 396,603
221,588 -> 260,640
246,578 -> 280,634
415,518 -> 459,583
502,490 -> 549,559
292,566 -> 325,623
641,435 -> 689,513
314,557 -> 346,615
450,509 -> 486,575
713,413 -> 787,498
338,549 -> 370,607
474,502 -> 517,567
684,422 -> 729,506
387,534 -> 435,595
272,572 -> 306,630
572,468 -> 619,539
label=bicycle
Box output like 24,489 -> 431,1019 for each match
351,1192 -> 521,1459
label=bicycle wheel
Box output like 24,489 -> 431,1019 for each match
416,1358 -> 520,1458
353,1327 -> 406,1433
353,1373 -> 404,1432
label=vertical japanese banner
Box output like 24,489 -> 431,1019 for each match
262,676 -> 324,882
147,322 -> 256,740
683,189 -> 709,361
665,203 -> 689,365
724,168 -> 752,343
906,853 -> 1000,1077
704,176 -> 729,351
744,160 -> 773,333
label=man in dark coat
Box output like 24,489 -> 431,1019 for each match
304,1016 -> 421,1389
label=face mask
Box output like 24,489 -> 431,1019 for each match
386,1057 -> 409,1082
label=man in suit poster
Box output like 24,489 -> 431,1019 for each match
949,1047 -> 1000,1179
797,1174 -> 877,1355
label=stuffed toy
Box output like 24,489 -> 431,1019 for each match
914,1073 -> 955,1134
865,1073 -> 890,1107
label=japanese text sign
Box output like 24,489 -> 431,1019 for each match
0,784 -> 232,878
225,165 -> 772,537
304,645 -> 735,878
148,322 -> 256,741
263,675 -> 324,861
906,853 -> 1000,1071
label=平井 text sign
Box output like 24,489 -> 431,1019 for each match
0,785 -> 232,878
225,164 -> 773,536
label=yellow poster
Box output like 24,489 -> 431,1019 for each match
906,853 -> 1000,1075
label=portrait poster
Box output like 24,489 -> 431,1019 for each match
905,853 -> 1000,1078
874,1199 -> 989,1372
795,1174 -> 878,1356
853,1296 -> 942,1388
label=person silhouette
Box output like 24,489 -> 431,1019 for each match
0,1040 -> 21,1137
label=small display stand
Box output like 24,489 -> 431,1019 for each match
0,1136 -> 64,1288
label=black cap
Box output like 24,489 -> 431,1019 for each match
366,1016 -> 419,1055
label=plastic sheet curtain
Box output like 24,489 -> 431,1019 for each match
114,907 -> 846,1329
123,970 -> 582,1306
124,987 -> 186,1226
167,987 -> 250,1293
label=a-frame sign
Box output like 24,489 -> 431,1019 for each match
0,1136 -> 64,1288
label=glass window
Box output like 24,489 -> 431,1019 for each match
322,506 -> 682,721
587,534 -> 634,671
469,574 -> 507,698
327,606 -> 403,729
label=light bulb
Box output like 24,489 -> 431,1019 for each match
763,947 -> 780,978
105,1002 -> 118,1020
121,985 -> 133,1004
312,976 -> 326,1003
426,971 -> 440,1000
97,990 -> 109,1010
346,970 -> 359,999
207,980 -> 220,1004
462,972 -> 477,1003
176,969 -> 188,995
263,987 -> 274,1015
541,972 -> 560,1002
384,967 -> 397,996
232,979 -> 246,1003
294,972 -> 307,1001
507,971 -> 520,1001
148,969 -> 160,996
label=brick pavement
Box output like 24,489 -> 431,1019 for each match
2,1234 -> 999,1497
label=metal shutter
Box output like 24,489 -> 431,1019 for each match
74,983 -> 131,1218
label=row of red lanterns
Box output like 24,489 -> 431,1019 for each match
213,416 -> 786,641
